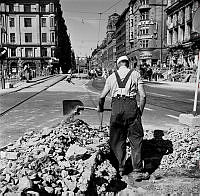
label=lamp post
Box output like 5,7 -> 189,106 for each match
0,47 -> 7,89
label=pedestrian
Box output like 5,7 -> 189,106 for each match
97,56 -> 149,180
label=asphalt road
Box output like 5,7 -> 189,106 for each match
0,77 -> 199,147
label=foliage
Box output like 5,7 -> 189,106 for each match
55,2 -> 72,73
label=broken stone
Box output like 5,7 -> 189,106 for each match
18,176 -> 33,191
6,152 -> 18,160
44,186 -> 54,194
65,144 -> 87,159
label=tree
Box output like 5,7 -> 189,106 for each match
71,50 -> 76,72
55,2 -> 72,73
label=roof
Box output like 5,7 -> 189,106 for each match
115,7 -> 129,26
110,13 -> 120,17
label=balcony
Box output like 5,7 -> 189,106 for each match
139,4 -> 151,10
178,16 -> 185,26
138,19 -> 153,26
137,34 -> 153,40
168,22 -> 173,30
186,12 -> 192,23
173,20 -> 178,28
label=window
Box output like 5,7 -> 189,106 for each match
141,0 -> 149,5
10,33 -> 15,43
0,17 -> 2,25
42,33 -> 47,42
140,40 -> 149,48
9,18 -> 15,27
9,4 -> 14,12
141,11 -> 149,20
41,48 -> 47,56
50,32 -> 55,42
49,3 -> 54,12
51,48 -> 55,57
25,33 -> 32,42
11,48 -> 16,57
50,17 -> 54,27
24,18 -> 32,27
25,48 -> 33,57
140,28 -> 149,35
130,32 -> 134,39
24,4 -> 31,12
131,19 -> 134,27
41,18 -> 46,27
41,4 -> 46,12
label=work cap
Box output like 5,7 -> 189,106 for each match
117,56 -> 129,65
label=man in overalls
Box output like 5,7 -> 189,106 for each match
98,56 -> 148,180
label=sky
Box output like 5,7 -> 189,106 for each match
60,0 -> 130,57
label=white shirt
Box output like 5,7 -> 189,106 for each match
104,66 -> 143,97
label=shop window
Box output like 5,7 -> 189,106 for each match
25,48 -> 33,57
11,48 -> 16,57
42,48 -> 48,56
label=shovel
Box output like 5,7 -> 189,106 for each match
63,100 -> 111,116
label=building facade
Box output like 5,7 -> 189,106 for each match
0,0 -> 59,76
166,0 -> 200,69
116,8 -> 129,58
128,0 -> 168,67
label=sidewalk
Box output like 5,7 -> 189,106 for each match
0,75 -> 54,95
144,79 -> 198,91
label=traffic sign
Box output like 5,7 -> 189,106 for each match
0,47 -> 7,60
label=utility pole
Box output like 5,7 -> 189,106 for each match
160,0 -> 164,68
38,0 -> 42,76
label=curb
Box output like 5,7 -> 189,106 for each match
0,74 -> 68,117
0,75 -> 55,96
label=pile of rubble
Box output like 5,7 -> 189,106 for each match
0,118 -> 114,196
0,116 -> 199,195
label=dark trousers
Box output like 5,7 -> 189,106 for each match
110,97 -> 144,172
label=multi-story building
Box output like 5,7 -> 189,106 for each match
0,0 -> 59,76
166,0 -> 200,69
116,8 -> 129,58
128,0 -> 168,67
105,13 -> 119,71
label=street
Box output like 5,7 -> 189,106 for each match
1,77 -> 199,147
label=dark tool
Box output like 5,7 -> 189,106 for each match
63,100 -> 111,116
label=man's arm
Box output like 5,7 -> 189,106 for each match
98,79 -> 110,112
138,83 -> 146,115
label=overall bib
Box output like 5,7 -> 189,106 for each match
110,70 -> 144,172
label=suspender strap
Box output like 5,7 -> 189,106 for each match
122,69 -> 134,87
114,69 -> 134,88
114,70 -> 124,88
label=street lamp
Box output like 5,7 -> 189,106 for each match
0,47 -> 7,89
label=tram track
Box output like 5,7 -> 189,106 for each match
0,75 -> 55,97
0,75 -> 67,117
90,79 -> 199,114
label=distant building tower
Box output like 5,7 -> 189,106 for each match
106,13 -> 119,42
